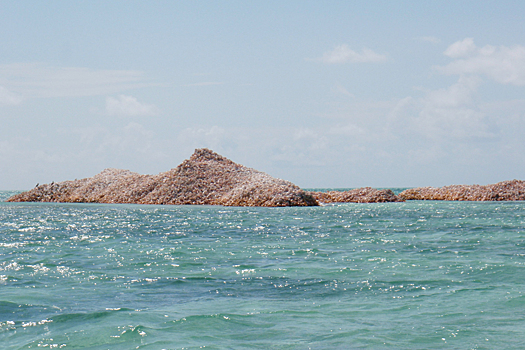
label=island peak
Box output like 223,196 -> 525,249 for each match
7,149 -> 318,207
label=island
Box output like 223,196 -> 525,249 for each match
8,148 -> 525,206
398,180 -> 525,201
8,148 -> 403,206
7,149 -> 319,207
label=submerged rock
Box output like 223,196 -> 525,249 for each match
310,188 -> 403,203
398,180 -> 525,201
7,148 -> 318,207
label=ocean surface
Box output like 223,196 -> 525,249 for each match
2,189 -> 525,349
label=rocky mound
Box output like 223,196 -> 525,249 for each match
310,188 -> 403,203
7,149 -> 318,207
398,180 -> 525,201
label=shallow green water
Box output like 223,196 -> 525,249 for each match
1,192 -> 525,349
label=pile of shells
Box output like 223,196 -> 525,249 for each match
398,180 -> 525,201
310,188 -> 403,203
8,148 -> 523,206
7,149 -> 318,207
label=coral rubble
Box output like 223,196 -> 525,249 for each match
310,188 -> 403,203
398,180 -> 525,201
9,148 -> 523,206
7,149 -> 318,207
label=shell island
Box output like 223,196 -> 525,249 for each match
7,148 -> 525,206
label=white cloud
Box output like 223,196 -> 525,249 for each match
317,44 -> 387,64
436,38 -> 525,85
105,95 -> 159,117
424,75 -> 480,108
443,38 -> 477,58
371,76 -> 496,142
0,63 -> 155,99
0,86 -> 23,105
411,38 -> 525,141
318,72 -> 499,155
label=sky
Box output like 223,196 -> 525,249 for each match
2,1 -> 525,190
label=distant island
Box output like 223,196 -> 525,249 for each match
6,148 -> 525,206
398,181 -> 525,201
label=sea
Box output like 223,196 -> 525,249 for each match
1,189 -> 525,349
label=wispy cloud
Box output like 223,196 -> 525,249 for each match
442,38 -> 477,58
435,38 -> 525,85
0,63 -> 156,99
331,84 -> 355,98
416,36 -> 441,44
315,44 -> 387,64
0,86 -> 23,105
414,75 -> 495,140
105,95 -> 159,117
184,82 -> 224,87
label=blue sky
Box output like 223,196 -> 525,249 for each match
2,1 -> 525,189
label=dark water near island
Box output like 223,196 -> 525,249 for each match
2,190 -> 525,349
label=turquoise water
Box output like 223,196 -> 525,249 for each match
2,191 -> 525,349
